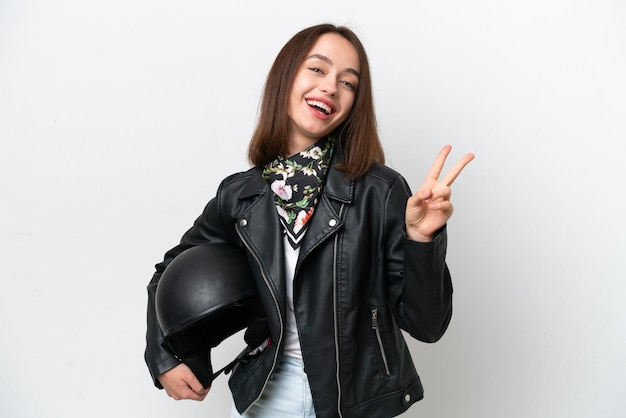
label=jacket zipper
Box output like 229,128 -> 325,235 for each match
333,203 -> 345,418
371,307 -> 391,376
236,224 -> 284,414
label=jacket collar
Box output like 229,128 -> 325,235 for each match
239,167 -> 267,200
323,154 -> 354,204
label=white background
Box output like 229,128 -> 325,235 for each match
1,1 -> 625,417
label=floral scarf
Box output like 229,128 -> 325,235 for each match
262,136 -> 335,249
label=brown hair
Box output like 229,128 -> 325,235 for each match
247,24 -> 384,180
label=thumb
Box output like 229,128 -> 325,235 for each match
182,368 -> 209,395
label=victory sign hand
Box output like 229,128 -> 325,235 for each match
405,145 -> 474,242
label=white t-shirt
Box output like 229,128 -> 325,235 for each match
282,235 -> 303,359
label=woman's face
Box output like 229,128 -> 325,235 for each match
286,33 -> 361,154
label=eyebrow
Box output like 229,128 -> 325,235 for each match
306,53 -> 361,79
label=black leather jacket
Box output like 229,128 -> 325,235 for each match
145,155 -> 453,418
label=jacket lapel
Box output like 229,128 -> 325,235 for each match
236,169 -> 286,306
298,154 -> 354,265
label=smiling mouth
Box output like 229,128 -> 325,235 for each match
306,99 -> 332,115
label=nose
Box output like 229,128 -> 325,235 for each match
319,77 -> 337,96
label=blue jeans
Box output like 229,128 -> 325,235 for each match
230,356 -> 316,418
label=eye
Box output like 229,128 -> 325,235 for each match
309,67 -> 324,74
341,80 -> 357,91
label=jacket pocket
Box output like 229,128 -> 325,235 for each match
370,307 -> 391,377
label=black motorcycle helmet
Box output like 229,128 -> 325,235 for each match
155,243 -> 268,388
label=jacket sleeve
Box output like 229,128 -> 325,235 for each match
385,175 -> 453,343
399,229 -> 452,342
144,191 -> 232,388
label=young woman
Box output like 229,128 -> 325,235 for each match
145,23 -> 474,418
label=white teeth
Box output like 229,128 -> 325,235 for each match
306,100 -> 331,115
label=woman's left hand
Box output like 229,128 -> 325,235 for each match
405,145 -> 474,242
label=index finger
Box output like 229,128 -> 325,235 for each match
441,152 -> 475,186
425,145 -> 453,181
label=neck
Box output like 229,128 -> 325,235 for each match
287,140 -> 316,157
287,131 -> 322,157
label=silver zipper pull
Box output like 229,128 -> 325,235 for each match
371,307 -> 378,329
